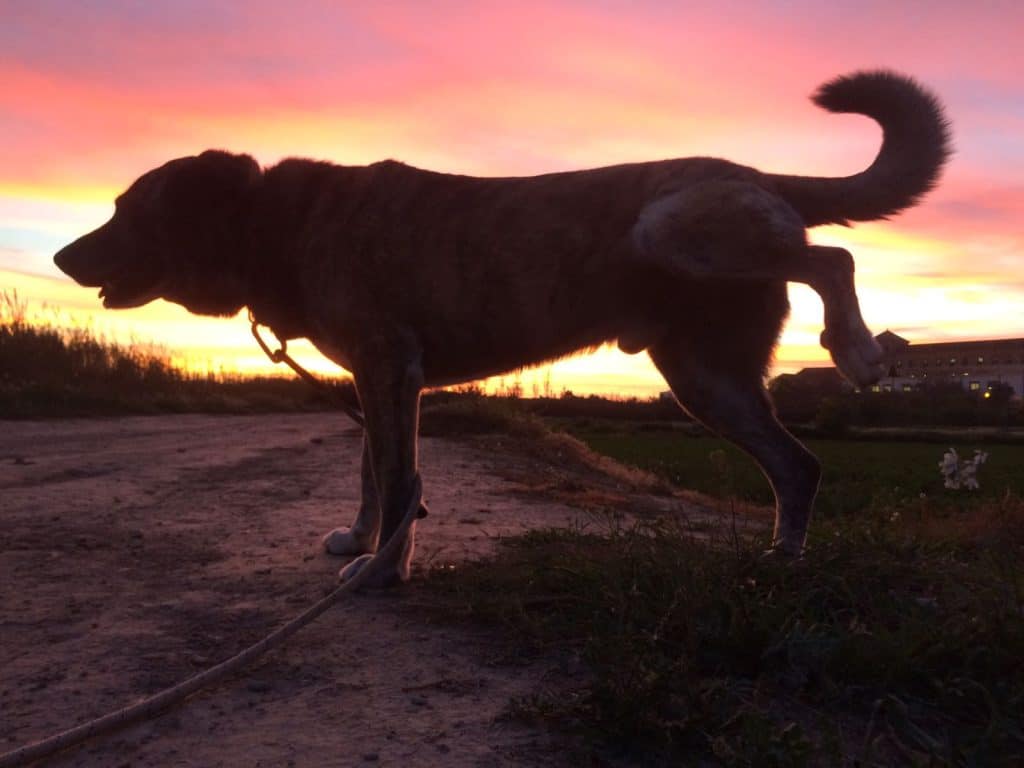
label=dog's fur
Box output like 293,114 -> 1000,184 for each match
55,71 -> 950,585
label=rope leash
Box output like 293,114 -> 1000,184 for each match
248,310 -> 365,427
0,477 -> 426,768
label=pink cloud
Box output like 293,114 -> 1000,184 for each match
3,0 -> 1022,393
4,1 -> 1017,190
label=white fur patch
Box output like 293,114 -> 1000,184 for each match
339,520 -> 416,587
322,527 -> 377,556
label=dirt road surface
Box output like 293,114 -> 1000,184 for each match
0,413 -> 713,767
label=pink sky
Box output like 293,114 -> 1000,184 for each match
2,1 -> 1022,396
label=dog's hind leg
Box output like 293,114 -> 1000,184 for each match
634,182 -> 883,385
339,345 -> 424,587
649,338 -> 821,555
633,180 -> 809,281
322,433 -> 381,556
790,245 -> 884,388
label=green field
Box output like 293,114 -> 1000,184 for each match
429,417 -> 1024,765
566,424 -> 1024,516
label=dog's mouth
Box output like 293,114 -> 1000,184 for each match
96,272 -> 164,309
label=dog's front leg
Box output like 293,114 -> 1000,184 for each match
322,433 -> 381,555
339,345 -> 424,587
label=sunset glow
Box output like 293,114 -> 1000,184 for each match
3,1 -> 1022,397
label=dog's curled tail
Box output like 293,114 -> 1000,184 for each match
772,70 -> 952,227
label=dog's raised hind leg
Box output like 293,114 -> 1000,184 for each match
790,245 -> 884,388
322,433 -> 381,556
633,182 -> 883,385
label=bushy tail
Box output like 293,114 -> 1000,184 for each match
771,70 -> 952,227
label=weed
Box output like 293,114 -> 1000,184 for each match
427,500 -> 1024,765
0,289 -> 346,416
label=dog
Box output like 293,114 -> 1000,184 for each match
55,70 -> 950,586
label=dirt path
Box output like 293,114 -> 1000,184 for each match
0,413 -> 716,767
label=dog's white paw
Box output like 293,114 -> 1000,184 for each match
339,553 -> 409,589
821,326 -> 885,388
322,527 -> 377,556
338,522 -> 416,589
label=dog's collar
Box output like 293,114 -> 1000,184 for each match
246,301 -> 305,342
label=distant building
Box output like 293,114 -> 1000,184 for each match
794,331 -> 1024,397
872,330 -> 1024,396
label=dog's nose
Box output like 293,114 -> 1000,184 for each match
53,246 -> 70,273
53,229 -> 101,282
53,238 -> 96,283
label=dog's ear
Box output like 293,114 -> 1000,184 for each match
196,150 -> 262,187
161,151 -> 262,214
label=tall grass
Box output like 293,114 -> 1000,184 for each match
0,290 -> 344,417
1,290 -> 181,387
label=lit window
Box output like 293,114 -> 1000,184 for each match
871,385 -> 881,393
902,384 -> 912,392
949,358 -> 956,366
969,382 -> 981,391
978,357 -> 984,364
883,384 -> 893,392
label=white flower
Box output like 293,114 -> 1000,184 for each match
940,448 -> 961,488
939,448 -> 959,475
939,447 -> 989,491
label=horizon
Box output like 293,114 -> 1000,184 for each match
3,2 -> 1022,398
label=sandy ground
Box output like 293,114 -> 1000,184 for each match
0,413 -> 720,767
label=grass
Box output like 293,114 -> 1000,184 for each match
427,500 -> 1024,766
566,422 -> 1024,516
422,416 -> 1024,764
419,395 -> 551,438
0,290 -> 349,417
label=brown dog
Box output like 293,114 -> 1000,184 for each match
55,71 -> 949,585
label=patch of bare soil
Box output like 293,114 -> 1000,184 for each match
0,413 -> 734,767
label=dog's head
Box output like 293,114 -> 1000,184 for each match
54,150 -> 262,316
